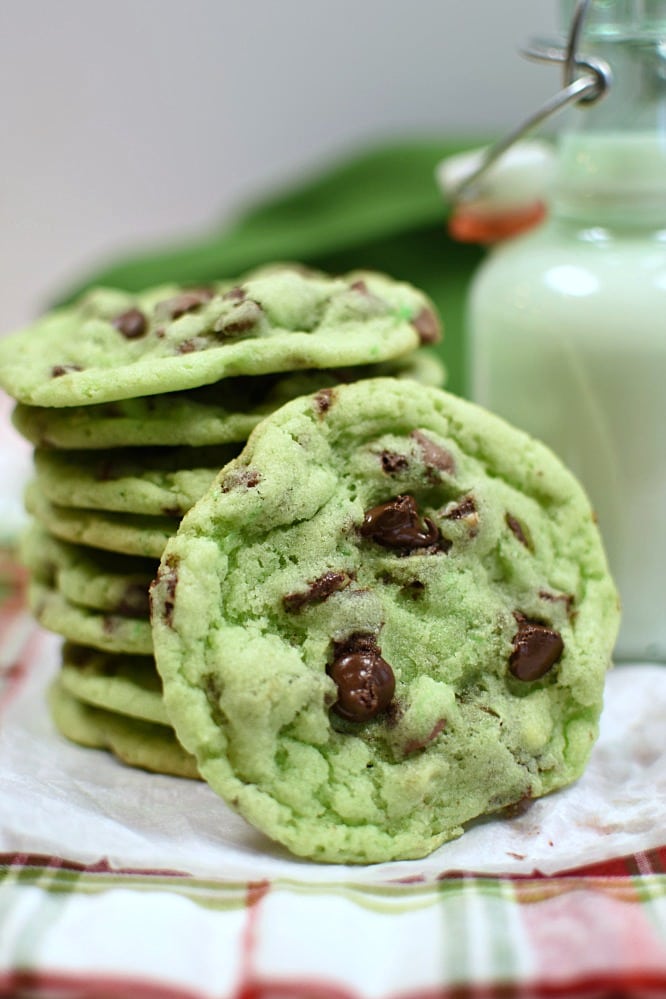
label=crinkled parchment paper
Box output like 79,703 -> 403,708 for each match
2,628 -> 664,884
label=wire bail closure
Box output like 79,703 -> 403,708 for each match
454,0 -> 612,203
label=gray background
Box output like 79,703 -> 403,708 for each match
0,1 -> 560,332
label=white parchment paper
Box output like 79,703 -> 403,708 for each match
2,628 -> 665,885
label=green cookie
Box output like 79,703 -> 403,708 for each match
12,352 -> 445,450
29,580 -> 152,655
33,444 -> 239,516
48,677 -> 199,779
0,266 -> 440,407
20,524 -> 156,616
25,482 -> 177,558
60,643 -> 167,725
151,378 -> 619,865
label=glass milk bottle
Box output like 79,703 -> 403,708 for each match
468,0 -> 666,663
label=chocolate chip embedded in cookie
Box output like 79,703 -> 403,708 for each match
0,265 -> 441,407
151,377 -> 619,864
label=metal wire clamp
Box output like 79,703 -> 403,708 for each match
454,0 -> 612,203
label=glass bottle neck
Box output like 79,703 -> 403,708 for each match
552,4 -> 666,226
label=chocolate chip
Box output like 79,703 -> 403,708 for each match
102,616 -> 116,635
360,495 -> 440,550
380,451 -> 409,475
410,430 -> 456,476
112,308 -> 147,339
539,590 -> 576,620
328,638 -> 395,722
217,300 -> 263,336
203,673 -> 227,728
509,617 -> 563,681
506,513 -> 532,549
402,718 -> 447,756
223,285 -> 246,302
283,571 -> 351,612
156,288 -> 213,321
151,556 -> 179,627
445,496 -> 476,520
502,791 -> 534,818
309,388 -> 335,416
220,468 -> 261,492
51,364 -> 82,378
177,338 -> 203,354
411,306 -> 441,345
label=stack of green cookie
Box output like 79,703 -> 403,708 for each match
0,264 -> 444,780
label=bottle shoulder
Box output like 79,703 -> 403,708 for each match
471,220 -> 666,300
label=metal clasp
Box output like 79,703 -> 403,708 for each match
453,0 -> 612,203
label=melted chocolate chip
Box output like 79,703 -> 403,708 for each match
102,616 -> 116,635
539,590 -> 576,620
506,513 -> 532,550
380,451 -> 409,475
156,288 -> 213,321
360,495 -> 440,550
509,617 -> 564,681
51,364 -> 83,378
410,430 -> 456,476
445,496 -> 476,520
328,637 -> 395,722
152,556 -> 179,627
220,468 -> 261,492
112,308 -> 147,339
411,306 -> 441,345
217,300 -> 263,336
314,388 -> 336,415
203,673 -> 227,728
402,718 -> 447,756
178,339 -> 196,354
283,571 -> 351,612
223,285 -> 246,302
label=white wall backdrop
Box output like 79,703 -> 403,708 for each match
0,0 -> 560,332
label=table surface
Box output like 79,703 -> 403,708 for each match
1,558 -> 665,999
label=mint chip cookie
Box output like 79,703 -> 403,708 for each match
12,352 -> 444,450
60,643 -> 167,725
48,677 -> 199,779
33,444 -> 239,516
20,525 -> 156,616
28,581 -> 153,655
150,378 -> 619,864
0,267 -> 440,407
25,483 -> 178,558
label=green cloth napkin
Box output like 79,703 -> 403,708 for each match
61,139 -> 485,397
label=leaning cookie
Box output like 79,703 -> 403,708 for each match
150,378 -> 619,865
0,266 -> 440,407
